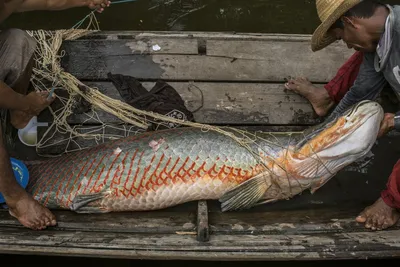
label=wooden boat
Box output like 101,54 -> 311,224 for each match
1,31 -> 400,260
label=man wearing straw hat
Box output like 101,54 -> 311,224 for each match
286,0 -> 400,231
0,0 -> 109,230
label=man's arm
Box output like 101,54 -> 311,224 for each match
0,81 -> 54,115
330,52 -> 387,116
0,81 -> 30,112
0,0 -> 109,23
15,0 -> 110,12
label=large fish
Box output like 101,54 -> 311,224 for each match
25,100 -> 384,213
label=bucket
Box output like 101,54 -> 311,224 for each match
0,158 -> 30,204
17,116 -> 48,147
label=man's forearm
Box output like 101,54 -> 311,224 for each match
330,52 -> 387,117
16,0 -> 88,12
0,81 -> 29,111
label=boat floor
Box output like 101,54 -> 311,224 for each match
1,31 -> 400,261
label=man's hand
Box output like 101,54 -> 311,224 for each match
24,91 -> 55,116
86,0 -> 110,13
378,113 -> 395,138
15,0 -> 111,13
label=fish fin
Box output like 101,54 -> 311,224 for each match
219,172 -> 271,212
70,192 -> 106,213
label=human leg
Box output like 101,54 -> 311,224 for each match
356,159 -> 400,230
0,29 -> 56,229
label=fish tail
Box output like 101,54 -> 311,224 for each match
219,172 -> 271,212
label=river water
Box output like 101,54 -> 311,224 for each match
1,0 -> 399,33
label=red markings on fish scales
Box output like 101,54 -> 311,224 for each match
167,157 -> 180,181
32,153 -> 63,201
129,151 -> 144,194
32,151 -> 73,201
121,149 -> 138,195
110,152 -> 129,197
69,159 -> 96,205
111,151 -> 130,197
195,162 -> 207,177
96,149 -> 123,192
62,148 -> 100,206
142,154 -> 157,191
175,157 -> 190,182
74,145 -> 106,200
91,163 -> 107,193
43,160 -> 75,206
55,152 -> 86,206
208,163 -> 219,178
159,157 -> 172,186
84,151 -> 108,194
36,152 -> 76,204
220,165 -> 234,181
186,162 -> 197,181
147,153 -> 165,190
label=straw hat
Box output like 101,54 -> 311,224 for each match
311,0 -> 362,52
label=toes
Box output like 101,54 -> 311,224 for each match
356,215 -> 367,223
356,210 -> 368,223
284,82 -> 294,90
371,217 -> 380,231
44,217 -> 51,226
45,211 -> 57,226
39,218 -> 48,229
374,220 -> 383,231
284,81 -> 299,91
365,216 -> 374,229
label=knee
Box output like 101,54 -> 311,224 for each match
0,28 -> 37,52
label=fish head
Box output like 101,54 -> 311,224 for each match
296,100 -> 384,168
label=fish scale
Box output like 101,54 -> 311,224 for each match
26,127 -> 262,211
24,101 -> 383,212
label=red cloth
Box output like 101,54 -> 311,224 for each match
381,160 -> 400,209
324,51 -> 364,103
324,51 -> 400,209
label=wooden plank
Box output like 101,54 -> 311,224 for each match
59,32 -> 353,83
196,201 -> 209,242
39,82 -> 317,125
62,53 -> 342,83
206,40 -> 353,82
0,208 -> 197,234
1,227 -> 400,260
82,31 -> 324,41
62,38 -> 199,56
208,207 -> 400,235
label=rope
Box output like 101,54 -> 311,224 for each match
72,0 -> 139,29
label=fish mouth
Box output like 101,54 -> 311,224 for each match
342,100 -> 383,121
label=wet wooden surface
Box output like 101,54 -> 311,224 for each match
2,31 -> 400,260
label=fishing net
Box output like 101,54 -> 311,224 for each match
27,12 -> 278,159
25,10 -> 362,201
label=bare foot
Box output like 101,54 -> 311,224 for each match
356,197 -> 400,231
284,77 -> 334,117
11,91 -> 55,129
7,190 -> 57,230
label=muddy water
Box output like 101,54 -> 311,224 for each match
1,0 -> 399,33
